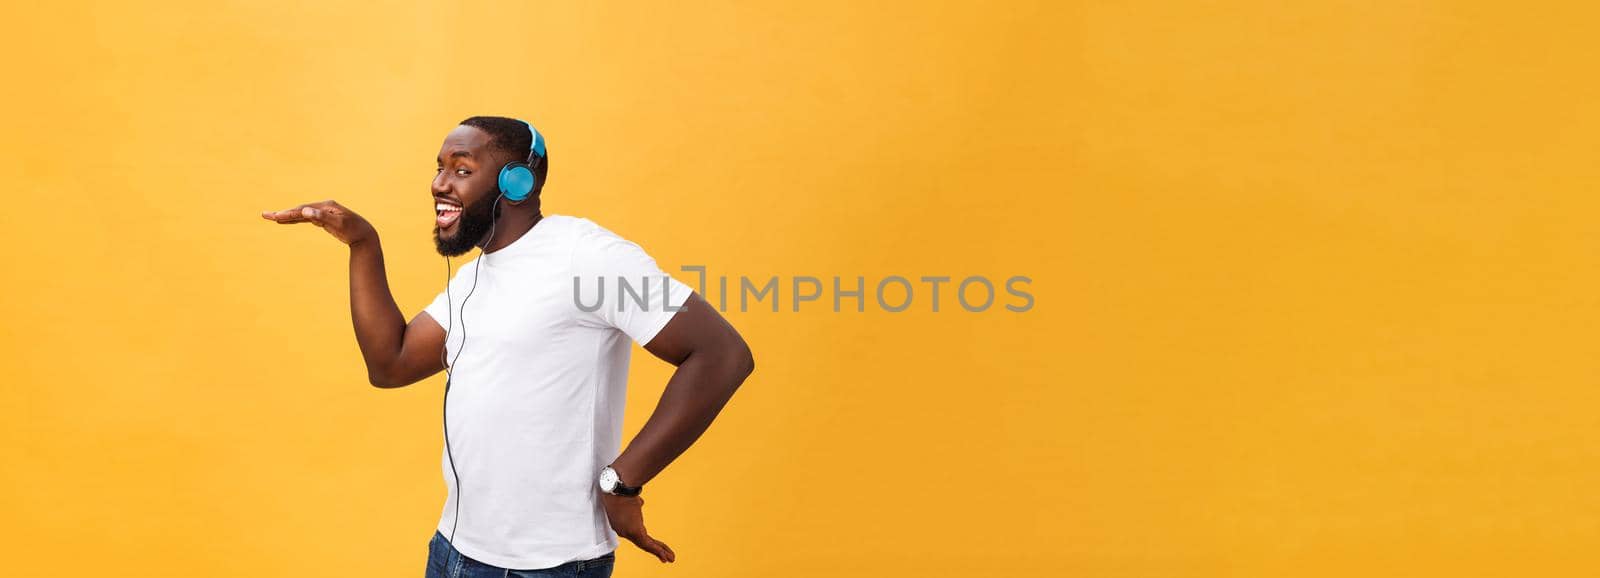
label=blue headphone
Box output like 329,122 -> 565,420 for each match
497,119 -> 547,203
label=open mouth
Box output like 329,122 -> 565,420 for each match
435,200 -> 463,229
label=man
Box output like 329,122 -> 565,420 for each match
261,116 -> 755,577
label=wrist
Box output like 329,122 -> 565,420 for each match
608,458 -> 646,487
348,231 -> 380,251
598,465 -> 643,496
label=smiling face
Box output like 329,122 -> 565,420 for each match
432,125 -> 511,256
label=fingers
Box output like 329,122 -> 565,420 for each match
261,206 -> 310,224
600,493 -> 675,563
626,532 -> 675,563
654,537 -> 677,563
260,202 -> 335,226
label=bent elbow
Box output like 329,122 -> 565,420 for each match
734,342 -> 755,380
368,369 -> 405,389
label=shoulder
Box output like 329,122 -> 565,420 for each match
558,216 -> 643,255
553,215 -> 624,243
563,217 -> 666,274
447,256 -> 482,282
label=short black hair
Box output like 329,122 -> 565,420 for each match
460,115 -> 549,197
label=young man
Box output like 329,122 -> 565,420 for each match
261,116 -> 755,577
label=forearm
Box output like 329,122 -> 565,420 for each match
611,349 -> 753,486
347,236 -> 408,383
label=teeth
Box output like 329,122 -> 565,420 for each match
435,203 -> 461,212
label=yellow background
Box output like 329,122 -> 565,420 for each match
3,1 -> 1597,576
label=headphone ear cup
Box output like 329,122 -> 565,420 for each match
498,163 -> 534,202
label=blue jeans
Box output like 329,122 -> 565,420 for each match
425,532 -> 615,578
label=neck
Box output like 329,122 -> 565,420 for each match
480,203 -> 543,254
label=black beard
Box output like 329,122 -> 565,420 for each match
434,194 -> 499,257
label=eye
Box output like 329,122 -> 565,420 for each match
456,169 -> 471,176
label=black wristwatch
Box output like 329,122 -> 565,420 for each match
598,466 -> 642,496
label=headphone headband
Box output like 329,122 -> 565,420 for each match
518,119 -> 546,161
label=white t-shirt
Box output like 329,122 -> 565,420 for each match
420,215 -> 692,569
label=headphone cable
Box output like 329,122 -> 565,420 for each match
439,196 -> 500,567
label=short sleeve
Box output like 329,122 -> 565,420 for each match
574,227 -> 693,346
420,258 -> 478,333
422,287 -> 450,329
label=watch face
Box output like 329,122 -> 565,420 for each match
599,468 -> 618,492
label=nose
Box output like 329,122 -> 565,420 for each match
431,170 -> 449,195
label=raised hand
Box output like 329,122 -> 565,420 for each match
600,493 -> 676,563
260,200 -> 377,246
